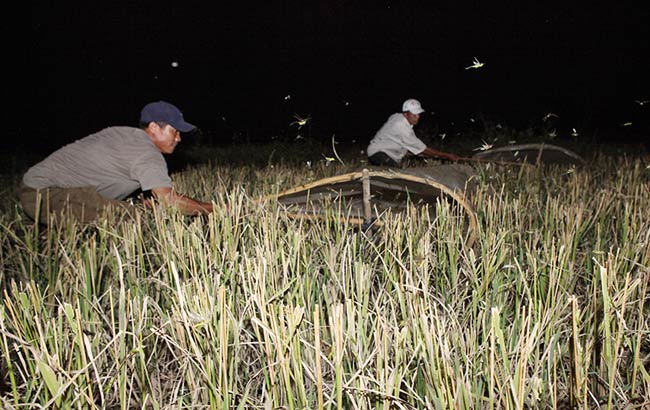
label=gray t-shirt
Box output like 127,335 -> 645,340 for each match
23,126 -> 173,200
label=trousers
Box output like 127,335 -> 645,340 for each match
19,183 -> 134,225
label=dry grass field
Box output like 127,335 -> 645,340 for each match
1,137 -> 649,409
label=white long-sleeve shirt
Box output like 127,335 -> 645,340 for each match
366,113 -> 426,162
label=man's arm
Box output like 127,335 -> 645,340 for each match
151,187 -> 213,215
420,147 -> 461,161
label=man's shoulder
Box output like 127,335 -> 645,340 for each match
94,126 -> 144,137
78,127 -> 157,157
92,127 -> 152,146
386,113 -> 407,124
384,113 -> 410,129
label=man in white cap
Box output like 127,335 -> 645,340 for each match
20,101 -> 214,224
367,98 -> 460,167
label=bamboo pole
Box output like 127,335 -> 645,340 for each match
362,168 -> 372,224
456,156 -> 529,167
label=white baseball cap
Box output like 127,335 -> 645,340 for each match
402,98 -> 425,114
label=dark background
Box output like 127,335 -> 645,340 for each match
13,1 -> 650,154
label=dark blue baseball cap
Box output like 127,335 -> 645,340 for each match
140,101 -> 196,132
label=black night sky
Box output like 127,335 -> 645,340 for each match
16,2 -> 650,153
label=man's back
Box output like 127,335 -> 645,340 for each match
23,126 -> 172,200
367,113 -> 426,163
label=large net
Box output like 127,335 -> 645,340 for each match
264,164 -> 479,246
472,143 -> 584,165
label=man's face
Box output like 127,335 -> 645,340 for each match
151,123 -> 181,154
404,112 -> 421,125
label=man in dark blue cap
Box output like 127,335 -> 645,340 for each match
20,101 -> 213,224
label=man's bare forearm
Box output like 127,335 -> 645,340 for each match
152,187 -> 213,215
421,147 -> 461,161
169,194 -> 213,215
